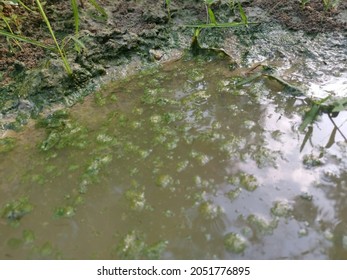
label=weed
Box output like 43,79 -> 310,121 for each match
322,0 -> 340,11
299,0 -> 311,9
165,0 -> 172,21
35,0 -> 73,75
0,0 -> 107,76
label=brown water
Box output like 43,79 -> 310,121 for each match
1,56 -> 347,259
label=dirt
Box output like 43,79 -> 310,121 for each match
0,0 -> 346,130
254,0 -> 347,32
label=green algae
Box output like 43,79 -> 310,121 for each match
7,238 -> 23,249
226,187 -> 242,201
199,201 -> 224,220
1,197 -> 33,226
246,214 -> 278,235
239,172 -> 259,192
125,189 -> 148,211
54,205 -> 76,218
227,172 -> 259,192
302,153 -> 323,168
23,229 -> 36,244
271,200 -> 293,218
116,230 -> 167,259
156,174 -> 174,189
40,241 -> 53,257
39,112 -> 89,152
0,137 -> 16,154
224,232 -> 247,254
1,55 -> 347,260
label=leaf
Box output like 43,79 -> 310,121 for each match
238,1 -> 248,25
299,104 -> 320,132
332,97 -> 347,112
186,21 -> 256,28
208,7 -> 217,24
300,126 -> 313,152
0,30 -> 55,50
325,126 -> 337,149
265,74 -> 304,96
70,0 -> 80,34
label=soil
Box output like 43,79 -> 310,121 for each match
0,0 -> 346,130
254,0 -> 347,32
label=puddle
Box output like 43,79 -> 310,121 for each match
0,55 -> 347,259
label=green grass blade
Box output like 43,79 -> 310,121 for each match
0,30 -> 55,50
208,7 -> 217,24
325,126 -> 337,149
185,21 -> 256,28
165,0 -> 172,21
70,0 -> 80,34
238,1 -> 248,25
299,104 -> 320,132
17,0 -> 36,13
62,34 -> 87,53
35,0 -> 72,75
87,0 -> 108,18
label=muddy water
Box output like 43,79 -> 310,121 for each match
0,56 -> 347,259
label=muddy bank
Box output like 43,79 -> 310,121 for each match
1,0 -> 347,131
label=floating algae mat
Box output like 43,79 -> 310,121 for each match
1,57 -> 347,259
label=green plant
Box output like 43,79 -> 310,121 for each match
299,0 -> 311,9
299,96 -> 347,132
35,0 -> 73,75
0,0 -> 106,75
204,0 -> 217,24
165,0 -> 172,21
70,0 -> 107,52
322,0 -> 340,10
188,1 -> 255,54
188,0 -> 253,29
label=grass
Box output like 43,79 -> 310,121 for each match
35,0 -> 73,75
0,0 -> 107,76
165,0 -> 172,21
188,0 -> 254,53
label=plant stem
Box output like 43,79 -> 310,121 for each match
35,0 -> 73,75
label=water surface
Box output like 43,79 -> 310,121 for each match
0,56 -> 346,259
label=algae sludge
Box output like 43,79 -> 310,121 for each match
0,55 -> 346,259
